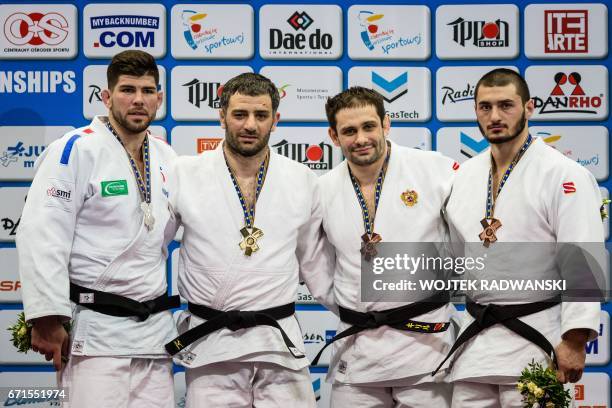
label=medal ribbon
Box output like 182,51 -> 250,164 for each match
348,143 -> 391,236
485,134 -> 533,219
105,121 -> 151,204
224,151 -> 269,229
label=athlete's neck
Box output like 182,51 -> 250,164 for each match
107,115 -> 146,160
223,142 -> 269,179
491,131 -> 529,171
347,143 -> 388,186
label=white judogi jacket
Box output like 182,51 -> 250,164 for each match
446,136 -> 602,382
18,116 -> 178,357
319,141 -> 457,384
170,144 -> 334,370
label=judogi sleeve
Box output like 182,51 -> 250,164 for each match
163,154 -> 182,247
297,174 -> 337,314
549,164 -> 603,341
17,135 -> 87,322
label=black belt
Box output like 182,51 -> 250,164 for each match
311,293 -> 450,366
431,296 -> 561,376
164,302 -> 305,359
70,282 -> 180,322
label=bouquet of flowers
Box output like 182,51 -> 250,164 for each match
8,312 -> 71,359
600,198 -> 611,221
517,361 -> 572,408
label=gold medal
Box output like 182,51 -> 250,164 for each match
239,227 -> 264,256
400,189 -> 418,207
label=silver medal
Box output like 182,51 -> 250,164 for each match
141,202 -> 155,231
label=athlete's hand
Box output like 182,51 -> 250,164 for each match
31,315 -> 70,371
555,329 -> 589,383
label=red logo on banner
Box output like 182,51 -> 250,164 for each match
544,10 -> 588,53
4,12 -> 69,46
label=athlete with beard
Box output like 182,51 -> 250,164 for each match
443,68 -> 602,407
316,87 -> 457,407
165,73 -> 335,407
18,50 -> 179,407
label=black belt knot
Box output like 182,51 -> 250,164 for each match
227,311 -> 258,331
311,293 -> 451,366
431,296 -> 561,376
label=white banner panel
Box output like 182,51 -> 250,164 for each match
524,3 -> 608,59
83,3 -> 166,58
0,4 -> 78,59
0,248 -> 21,303
259,5 -> 342,60
170,4 -> 254,59
530,126 -> 609,181
260,66 -> 342,121
295,309 -> 339,367
527,65 -> 609,121
573,372 -> 610,407
0,126 -> 72,181
0,187 -> 29,242
171,66 -> 253,121
347,5 -> 430,60
349,67 -> 431,122
436,4 -> 519,60
388,127 -> 432,150
436,127 -> 488,163
171,126 -> 224,156
585,311 -> 610,365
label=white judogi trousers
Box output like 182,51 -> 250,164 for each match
331,381 -> 452,408
60,356 -> 174,408
185,361 -> 316,408
451,381 -> 523,408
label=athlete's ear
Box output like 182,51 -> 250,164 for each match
382,114 -> 391,138
525,98 -> 535,120
101,89 -> 112,109
328,127 -> 340,147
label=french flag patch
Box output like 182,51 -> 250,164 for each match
562,182 -> 576,194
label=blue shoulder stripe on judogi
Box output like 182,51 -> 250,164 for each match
60,135 -> 81,165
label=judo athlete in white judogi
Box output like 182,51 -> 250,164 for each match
164,73 -> 335,407
17,51 -> 179,408
313,87 -> 457,407
442,69 -> 602,407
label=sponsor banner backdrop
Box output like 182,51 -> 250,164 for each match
260,66 -> 343,121
269,126 -> 343,176
347,5 -> 430,60
295,309 -> 339,367
526,65 -> 609,121
0,126 -> 73,181
573,372 -> 610,407
310,371 -> 333,407
174,371 -> 186,408
259,5 -> 343,60
349,67 -> 431,122
83,3 -> 166,58
170,4 -> 254,60
530,126 -> 609,181
171,65 -> 253,121
436,127 -> 489,163
436,4 -> 519,60
524,3 -> 608,59
0,248 -> 20,303
82,65 -> 166,120
436,66 -> 518,122
0,4 -> 78,60
0,186 -> 28,242
585,311 -> 610,365
388,127 -> 432,150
